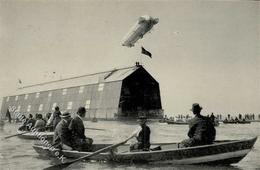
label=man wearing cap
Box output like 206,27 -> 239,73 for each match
180,103 -> 216,148
130,116 -> 151,151
69,107 -> 93,151
53,112 -> 73,150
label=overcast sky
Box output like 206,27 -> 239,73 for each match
0,0 -> 259,116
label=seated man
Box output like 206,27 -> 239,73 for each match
180,103 -> 216,148
69,107 -> 93,151
34,114 -> 46,132
26,114 -> 36,131
18,115 -> 28,131
53,112 -> 73,150
130,116 -> 151,151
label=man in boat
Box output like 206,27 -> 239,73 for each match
18,115 -> 29,131
180,103 -> 216,148
34,114 -> 46,132
53,112 -> 73,150
69,107 -> 93,151
130,116 -> 151,151
26,114 -> 36,130
47,106 -> 61,130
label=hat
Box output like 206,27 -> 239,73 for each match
77,107 -> 86,114
190,103 -> 203,111
60,112 -> 70,118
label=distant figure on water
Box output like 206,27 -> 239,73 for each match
6,109 -> 11,123
69,107 -> 93,151
130,116 -> 151,151
180,103 -> 216,148
53,112 -> 73,150
47,106 -> 61,130
34,114 -> 46,132
210,112 -> 215,123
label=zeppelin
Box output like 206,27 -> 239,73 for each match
122,15 -> 159,47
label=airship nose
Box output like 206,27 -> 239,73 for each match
153,18 -> 159,25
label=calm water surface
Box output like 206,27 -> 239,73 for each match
0,121 -> 259,170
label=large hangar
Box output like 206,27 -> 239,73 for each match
1,64 -> 163,120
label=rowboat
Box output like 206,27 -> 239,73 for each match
33,137 -> 257,165
167,119 -> 219,127
166,119 -> 189,125
17,130 -> 54,140
223,120 -> 251,124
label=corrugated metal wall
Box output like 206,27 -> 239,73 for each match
1,81 -> 122,120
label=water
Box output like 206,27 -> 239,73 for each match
0,121 -> 259,170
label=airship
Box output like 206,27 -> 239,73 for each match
122,15 -> 159,47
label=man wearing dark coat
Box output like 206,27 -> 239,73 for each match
180,103 -> 216,148
26,114 -> 36,131
130,116 -> 151,151
69,107 -> 93,151
53,112 -> 73,150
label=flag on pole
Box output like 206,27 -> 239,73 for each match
141,46 -> 152,58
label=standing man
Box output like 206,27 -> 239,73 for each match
130,116 -> 151,151
53,112 -> 73,150
180,103 -> 216,148
6,109 -> 11,123
210,112 -> 215,123
69,107 -> 93,151
47,106 -> 61,130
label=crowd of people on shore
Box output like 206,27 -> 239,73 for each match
164,112 -> 260,123
223,113 -> 258,123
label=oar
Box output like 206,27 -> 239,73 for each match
4,126 -> 53,139
4,131 -> 31,139
43,129 -> 140,170
85,127 -> 106,131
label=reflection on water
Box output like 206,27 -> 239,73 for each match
0,121 -> 259,170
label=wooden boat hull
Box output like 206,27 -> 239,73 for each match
167,121 -> 188,125
33,137 -> 257,165
17,130 -> 54,140
223,121 -> 251,124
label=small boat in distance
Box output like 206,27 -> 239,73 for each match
33,137 -> 257,165
167,119 -> 219,127
166,118 -> 191,125
223,119 -> 251,124
92,117 -> 98,123
166,119 -> 189,125
17,130 -> 54,140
